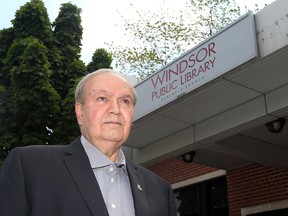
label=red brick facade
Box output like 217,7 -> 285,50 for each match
148,157 -> 218,185
148,159 -> 288,216
226,163 -> 288,216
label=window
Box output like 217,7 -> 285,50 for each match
174,176 -> 229,216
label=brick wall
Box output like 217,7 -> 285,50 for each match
227,163 -> 288,216
148,157 -> 218,185
149,158 -> 288,216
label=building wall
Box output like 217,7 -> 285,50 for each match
148,159 -> 288,216
148,158 -> 218,185
227,164 -> 288,216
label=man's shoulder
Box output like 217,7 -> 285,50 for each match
9,137 -> 81,159
14,143 -> 68,154
8,145 -> 67,164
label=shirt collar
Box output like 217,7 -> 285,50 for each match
81,135 -> 127,172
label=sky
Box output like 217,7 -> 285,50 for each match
0,0 -> 275,65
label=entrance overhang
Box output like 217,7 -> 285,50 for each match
124,0 -> 288,169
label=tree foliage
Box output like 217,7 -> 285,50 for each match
188,0 -> 240,38
0,0 -> 89,164
12,0 -> 55,49
52,77 -> 82,145
52,2 -> 83,61
0,27 -> 15,88
108,0 -> 240,80
0,37 -> 61,161
87,48 -> 113,72
51,2 -> 86,99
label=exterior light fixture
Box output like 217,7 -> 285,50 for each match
266,118 -> 286,133
181,151 -> 196,163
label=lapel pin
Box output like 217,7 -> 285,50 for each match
137,184 -> 143,191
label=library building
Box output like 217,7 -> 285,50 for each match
124,0 -> 288,215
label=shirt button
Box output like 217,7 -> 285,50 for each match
111,178 -> 114,183
109,167 -> 114,172
111,203 -> 116,209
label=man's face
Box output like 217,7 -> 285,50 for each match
75,73 -> 135,152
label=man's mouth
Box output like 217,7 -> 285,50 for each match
104,121 -> 122,125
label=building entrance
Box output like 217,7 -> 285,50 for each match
174,176 -> 228,216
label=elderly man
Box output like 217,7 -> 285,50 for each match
0,69 -> 177,216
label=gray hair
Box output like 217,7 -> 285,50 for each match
75,68 -> 137,105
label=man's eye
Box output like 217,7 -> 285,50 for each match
121,98 -> 131,105
96,97 -> 106,102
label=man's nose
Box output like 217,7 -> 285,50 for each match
109,99 -> 120,114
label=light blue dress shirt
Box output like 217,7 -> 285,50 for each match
81,135 -> 135,216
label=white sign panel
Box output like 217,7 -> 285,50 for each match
134,12 -> 258,120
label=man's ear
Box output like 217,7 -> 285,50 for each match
75,102 -> 83,126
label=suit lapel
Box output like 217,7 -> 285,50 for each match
64,138 -> 109,216
127,161 -> 150,216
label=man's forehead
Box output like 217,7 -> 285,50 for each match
93,71 -> 127,82
85,73 -> 135,99
90,89 -> 133,98
89,73 -> 130,87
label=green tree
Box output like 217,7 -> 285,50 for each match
0,0 -> 88,164
51,2 -> 86,99
108,0 -> 240,80
52,2 -> 83,61
188,0 -> 240,38
0,84 -> 7,164
50,60 -> 87,146
0,37 -> 61,158
12,0 -> 64,94
12,0 -> 55,49
0,27 -> 15,88
48,2 -> 87,146
87,48 -> 113,72
52,77 -> 82,145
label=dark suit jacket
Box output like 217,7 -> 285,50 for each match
0,138 -> 177,216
